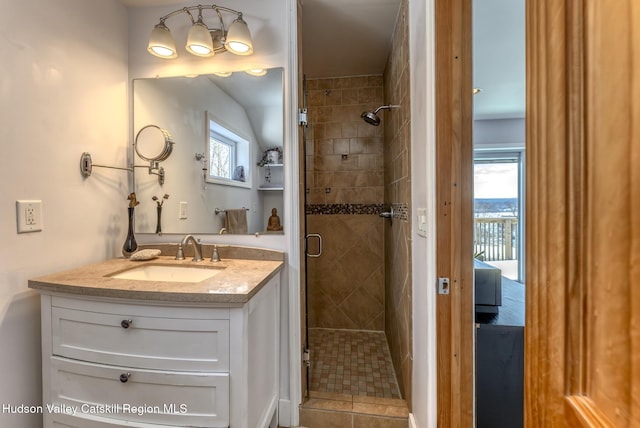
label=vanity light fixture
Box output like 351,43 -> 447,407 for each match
147,4 -> 253,59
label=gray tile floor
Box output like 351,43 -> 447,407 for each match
308,328 -> 401,399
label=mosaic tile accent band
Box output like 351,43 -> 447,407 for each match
306,203 -> 409,219
306,203 -> 384,215
309,328 -> 401,399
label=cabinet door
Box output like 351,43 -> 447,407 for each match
51,306 -> 229,372
49,357 -> 229,427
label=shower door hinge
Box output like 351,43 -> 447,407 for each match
438,277 -> 450,295
299,108 -> 308,126
303,349 -> 311,367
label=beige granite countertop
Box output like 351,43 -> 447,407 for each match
28,253 -> 284,304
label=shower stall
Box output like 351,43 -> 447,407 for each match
301,72 -> 412,410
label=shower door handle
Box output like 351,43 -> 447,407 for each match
305,233 -> 323,258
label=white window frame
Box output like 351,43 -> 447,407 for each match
473,149 -> 526,282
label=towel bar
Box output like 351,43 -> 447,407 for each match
214,207 -> 249,215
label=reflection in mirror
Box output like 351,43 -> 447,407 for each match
133,68 -> 284,235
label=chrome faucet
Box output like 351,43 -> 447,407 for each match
175,234 -> 203,262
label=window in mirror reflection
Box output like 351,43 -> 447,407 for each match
209,136 -> 234,179
206,111 -> 251,188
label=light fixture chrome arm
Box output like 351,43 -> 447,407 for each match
157,5 -> 243,23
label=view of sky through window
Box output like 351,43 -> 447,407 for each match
474,162 -> 518,199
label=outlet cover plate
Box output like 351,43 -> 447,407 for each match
16,200 -> 43,233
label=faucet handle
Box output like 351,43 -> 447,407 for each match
210,245 -> 221,262
175,243 -> 185,260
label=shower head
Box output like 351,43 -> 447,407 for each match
361,110 -> 382,126
360,105 -> 398,126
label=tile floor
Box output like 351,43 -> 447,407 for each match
300,392 -> 408,428
308,328 -> 401,399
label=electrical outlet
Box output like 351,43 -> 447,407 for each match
16,200 -> 43,233
179,202 -> 188,219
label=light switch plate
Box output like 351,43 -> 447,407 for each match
416,208 -> 427,237
16,200 -> 43,233
179,201 -> 188,219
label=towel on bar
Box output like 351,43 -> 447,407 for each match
224,209 -> 248,234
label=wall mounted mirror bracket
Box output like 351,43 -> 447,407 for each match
79,153 -> 166,185
80,125 -> 174,185
80,152 -> 133,177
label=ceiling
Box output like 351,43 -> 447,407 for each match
472,0 -> 525,120
121,0 -> 525,120
300,0 -> 402,79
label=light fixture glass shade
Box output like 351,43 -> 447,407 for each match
147,23 -> 177,58
213,71 -> 233,77
245,68 -> 266,76
186,22 -> 214,57
225,16 -> 253,55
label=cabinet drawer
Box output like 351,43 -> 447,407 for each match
49,356 -> 229,427
51,301 -> 229,372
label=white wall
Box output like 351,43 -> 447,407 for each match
0,0 -> 129,427
473,118 -> 525,150
409,0 -> 438,427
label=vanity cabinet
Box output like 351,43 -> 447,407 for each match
37,275 -> 280,428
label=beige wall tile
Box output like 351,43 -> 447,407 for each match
353,414 -> 407,428
300,408 -> 353,428
352,402 -> 409,418
382,0 -> 412,409
305,398 -> 353,412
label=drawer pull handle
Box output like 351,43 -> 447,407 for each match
119,373 -> 131,383
120,319 -> 133,329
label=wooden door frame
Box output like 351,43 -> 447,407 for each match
434,0 -> 474,426
525,1 -> 576,423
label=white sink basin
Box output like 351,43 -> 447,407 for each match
111,265 -> 224,283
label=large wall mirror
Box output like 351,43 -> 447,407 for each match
133,67 -> 284,235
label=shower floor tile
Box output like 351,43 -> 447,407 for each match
308,328 -> 401,399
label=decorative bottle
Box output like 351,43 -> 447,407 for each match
122,193 -> 139,257
155,206 -> 163,234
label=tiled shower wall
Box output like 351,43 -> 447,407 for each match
305,76 -> 386,331
383,0 -> 413,410
304,0 -> 412,405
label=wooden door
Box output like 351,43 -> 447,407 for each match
526,0 -> 640,425
435,0 -> 474,426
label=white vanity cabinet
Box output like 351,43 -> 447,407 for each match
37,274 -> 280,428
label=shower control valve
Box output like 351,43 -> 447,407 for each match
303,349 -> 311,367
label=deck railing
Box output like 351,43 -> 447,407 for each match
474,217 -> 518,261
